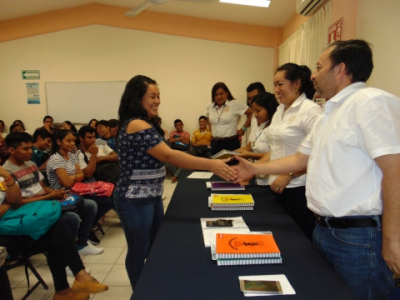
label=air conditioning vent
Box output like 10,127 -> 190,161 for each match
296,0 -> 327,16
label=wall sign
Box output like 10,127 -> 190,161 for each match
22,70 -> 40,80
328,18 -> 343,43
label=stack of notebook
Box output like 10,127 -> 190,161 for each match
208,194 -> 255,211
210,232 -> 282,266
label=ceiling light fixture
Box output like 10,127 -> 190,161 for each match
219,0 -> 271,8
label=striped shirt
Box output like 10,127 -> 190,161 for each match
46,152 -> 77,190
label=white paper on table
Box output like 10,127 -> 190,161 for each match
187,172 -> 213,179
200,216 -> 250,247
238,274 -> 296,297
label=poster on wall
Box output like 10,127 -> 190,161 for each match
328,17 -> 343,43
26,83 -> 40,104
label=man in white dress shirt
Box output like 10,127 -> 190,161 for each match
233,40 -> 400,300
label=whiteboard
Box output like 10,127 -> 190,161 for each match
45,81 -> 127,123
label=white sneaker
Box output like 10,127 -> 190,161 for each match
78,243 -> 104,255
66,266 -> 91,278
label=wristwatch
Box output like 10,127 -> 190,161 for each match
289,173 -> 296,179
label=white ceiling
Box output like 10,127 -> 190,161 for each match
0,0 -> 297,27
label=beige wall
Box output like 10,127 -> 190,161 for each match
0,3 -> 280,136
357,0 -> 400,97
0,25 -> 274,135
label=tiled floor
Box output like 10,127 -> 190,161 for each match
8,179 -> 177,300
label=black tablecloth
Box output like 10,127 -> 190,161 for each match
132,172 -> 355,300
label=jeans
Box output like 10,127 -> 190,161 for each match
60,199 -> 97,248
313,216 -> 394,300
86,195 -> 114,227
114,193 -> 164,291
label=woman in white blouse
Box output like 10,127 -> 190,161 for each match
261,63 -> 323,241
206,82 -> 253,155
235,92 -> 279,185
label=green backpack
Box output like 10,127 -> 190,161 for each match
0,200 -> 61,240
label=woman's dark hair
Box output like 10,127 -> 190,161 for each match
12,120 -> 25,130
63,121 -> 77,133
211,82 -> 235,103
51,129 -> 74,153
118,75 -> 164,136
252,92 -> 279,121
276,63 -> 315,100
199,116 -> 207,121
0,120 -> 4,131
9,124 -> 24,133
88,119 -> 98,127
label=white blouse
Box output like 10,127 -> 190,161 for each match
206,100 -> 248,138
264,93 -> 323,188
251,121 -> 270,186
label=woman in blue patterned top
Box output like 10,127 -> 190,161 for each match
115,75 -> 236,293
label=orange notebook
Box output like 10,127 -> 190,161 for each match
215,233 -> 281,259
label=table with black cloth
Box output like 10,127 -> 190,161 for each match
132,171 -> 356,300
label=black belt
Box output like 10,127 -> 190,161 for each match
314,214 -> 379,228
212,135 -> 238,141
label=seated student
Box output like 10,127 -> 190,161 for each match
3,132 -> 99,255
12,120 -> 25,131
96,120 -> 117,151
31,128 -> 52,172
76,126 -> 115,244
63,121 -> 78,134
191,116 -> 212,158
0,165 -> 108,300
166,119 -> 190,183
46,130 -> 103,254
169,119 -> 190,150
9,123 -> 24,133
108,119 -> 119,138
41,115 -> 54,134
88,119 -> 98,130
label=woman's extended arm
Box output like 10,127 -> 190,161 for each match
148,142 -> 236,181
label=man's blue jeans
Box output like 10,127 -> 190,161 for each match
114,193 -> 163,291
60,199 -> 97,248
313,216 -> 394,300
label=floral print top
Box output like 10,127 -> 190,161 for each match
115,118 -> 166,199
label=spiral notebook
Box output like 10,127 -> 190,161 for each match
206,181 -> 245,191
215,232 -> 281,259
200,216 -> 250,247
